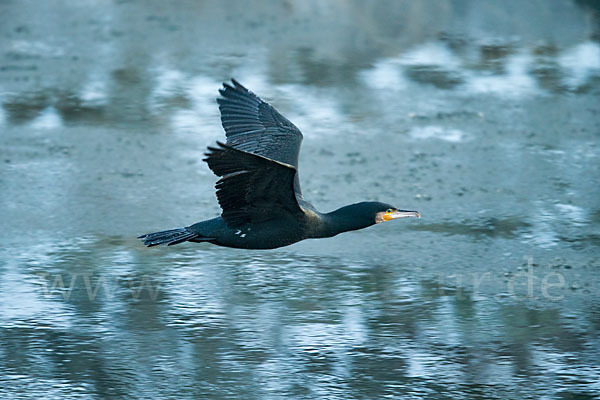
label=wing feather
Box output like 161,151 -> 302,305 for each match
203,142 -> 303,228
218,79 -> 304,171
216,78 -> 305,201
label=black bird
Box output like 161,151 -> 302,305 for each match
138,79 -> 420,249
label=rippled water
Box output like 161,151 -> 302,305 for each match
1,0 -> 599,398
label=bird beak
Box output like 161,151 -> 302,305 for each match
383,210 -> 421,221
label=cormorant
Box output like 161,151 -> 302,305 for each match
139,79 -> 420,249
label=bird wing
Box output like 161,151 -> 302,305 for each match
217,79 -> 304,199
203,141 -> 304,228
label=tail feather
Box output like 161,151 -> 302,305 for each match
138,228 -> 206,247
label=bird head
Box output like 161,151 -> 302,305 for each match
373,203 -> 421,224
321,201 -> 421,237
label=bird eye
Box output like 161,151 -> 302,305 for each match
386,209 -> 392,214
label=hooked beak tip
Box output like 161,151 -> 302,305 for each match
393,210 -> 421,219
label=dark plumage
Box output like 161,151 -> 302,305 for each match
138,79 -> 420,249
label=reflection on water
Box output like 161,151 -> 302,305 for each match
1,0 -> 600,398
4,38 -> 599,126
409,216 -> 531,239
1,237 -> 599,398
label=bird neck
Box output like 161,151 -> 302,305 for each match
318,203 -> 375,238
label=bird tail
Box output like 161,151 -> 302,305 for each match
138,227 -> 202,247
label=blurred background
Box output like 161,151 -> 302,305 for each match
1,0 -> 599,398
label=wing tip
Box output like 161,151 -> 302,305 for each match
231,78 -> 246,90
218,78 -> 258,102
221,78 -> 247,93
203,141 -> 234,162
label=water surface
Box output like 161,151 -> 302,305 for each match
1,0 -> 599,398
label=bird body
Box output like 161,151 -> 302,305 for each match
188,215 -> 305,250
139,80 -> 420,250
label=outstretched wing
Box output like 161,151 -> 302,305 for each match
203,142 -> 304,228
218,79 -> 304,198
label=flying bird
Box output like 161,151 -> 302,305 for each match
139,79 -> 420,249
